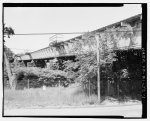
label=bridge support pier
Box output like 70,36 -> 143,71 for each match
44,60 -> 50,68
26,60 -> 36,67
21,60 -> 28,67
24,61 -> 28,67
34,60 -> 46,68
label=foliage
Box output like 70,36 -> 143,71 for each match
63,25 -> 136,96
39,68 -> 73,87
3,25 -> 15,90
4,45 -> 14,62
3,25 -> 15,60
50,40 -> 62,48
4,86 -> 100,108
47,59 -> 59,70
4,24 -> 15,39
13,67 -> 73,89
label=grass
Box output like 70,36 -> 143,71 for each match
4,84 -> 98,109
4,83 -> 141,109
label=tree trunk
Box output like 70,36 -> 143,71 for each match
4,51 -> 16,90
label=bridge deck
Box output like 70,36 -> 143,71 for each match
15,14 -> 142,61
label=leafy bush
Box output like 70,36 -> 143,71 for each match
39,68 -> 71,87
47,59 -> 59,70
62,26 -> 142,100
13,67 -> 73,89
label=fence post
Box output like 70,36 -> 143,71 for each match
89,79 -> 91,97
117,74 -> 120,101
58,79 -> 61,106
108,78 -> 110,96
28,79 -> 29,89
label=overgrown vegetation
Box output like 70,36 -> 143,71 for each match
4,86 -> 99,109
62,25 -> 142,100
4,85 -> 141,109
4,23 -> 142,109
12,67 -> 74,89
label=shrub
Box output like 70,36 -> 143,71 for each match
39,68 -> 74,87
13,67 -> 73,89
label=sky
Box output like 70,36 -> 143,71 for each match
4,4 -> 142,54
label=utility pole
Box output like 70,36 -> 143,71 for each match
95,33 -> 101,102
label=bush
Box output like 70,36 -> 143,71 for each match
13,67 -> 73,89
39,68 -> 74,87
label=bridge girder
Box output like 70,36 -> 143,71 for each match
16,14 -> 142,62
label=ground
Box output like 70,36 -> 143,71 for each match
4,104 -> 142,117
4,86 -> 142,118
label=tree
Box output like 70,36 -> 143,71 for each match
3,24 -> 16,90
4,24 -> 14,39
4,45 -> 15,88
63,24 -> 136,100
4,45 -> 14,62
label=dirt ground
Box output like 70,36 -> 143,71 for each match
4,104 -> 142,118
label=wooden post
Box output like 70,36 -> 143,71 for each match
89,79 -> 91,97
58,79 -> 61,106
117,73 -> 120,101
108,78 -> 110,96
95,33 -> 101,102
28,79 -> 29,89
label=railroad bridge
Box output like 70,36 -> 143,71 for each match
14,14 -> 142,68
